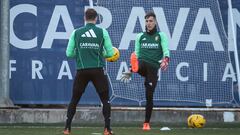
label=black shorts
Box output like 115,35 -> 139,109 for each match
74,67 -> 109,94
137,60 -> 159,84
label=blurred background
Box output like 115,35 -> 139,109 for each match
1,0 -> 239,107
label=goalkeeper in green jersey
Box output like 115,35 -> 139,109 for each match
120,11 -> 170,131
63,8 -> 114,135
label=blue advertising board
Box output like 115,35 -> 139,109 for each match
9,0 -> 240,106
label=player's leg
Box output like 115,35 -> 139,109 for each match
91,68 -> 113,135
137,60 -> 147,77
64,70 -> 89,134
143,64 -> 158,130
99,91 -> 113,135
130,52 -> 139,72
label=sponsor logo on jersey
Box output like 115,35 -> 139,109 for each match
141,43 -> 159,49
79,43 -> 99,49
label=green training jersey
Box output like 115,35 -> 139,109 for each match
66,23 -> 114,69
135,32 -> 170,68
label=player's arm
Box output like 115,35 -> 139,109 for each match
134,33 -> 143,58
66,30 -> 76,58
102,29 -> 114,58
159,32 -> 170,70
160,32 -> 170,58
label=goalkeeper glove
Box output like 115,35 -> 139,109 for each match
160,57 -> 170,71
120,70 -> 132,83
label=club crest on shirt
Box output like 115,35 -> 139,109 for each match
155,35 -> 159,41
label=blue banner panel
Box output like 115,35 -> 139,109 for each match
9,0 -> 101,105
9,0 -> 240,106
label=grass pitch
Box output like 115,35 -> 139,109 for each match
0,124 -> 240,135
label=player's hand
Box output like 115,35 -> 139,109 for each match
160,57 -> 170,71
120,71 -> 132,83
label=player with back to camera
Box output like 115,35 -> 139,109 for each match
63,8 -> 115,135
120,11 -> 170,131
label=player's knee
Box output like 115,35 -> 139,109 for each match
99,91 -> 109,101
102,100 -> 110,106
144,81 -> 157,90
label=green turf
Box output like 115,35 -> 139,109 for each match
0,126 -> 240,135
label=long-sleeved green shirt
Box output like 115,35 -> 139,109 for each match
135,32 -> 170,68
66,23 -> 114,69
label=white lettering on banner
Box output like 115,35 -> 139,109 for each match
228,9 -> 240,51
153,7 -> 190,50
42,6 -> 74,48
158,69 -> 161,81
119,7 -> 146,49
85,6 -> 112,29
186,8 -> 224,51
10,4 -> 37,49
9,60 -> 237,82
222,63 -> 236,81
119,7 -> 228,51
57,61 -> 73,80
9,60 -> 16,79
9,5 -> 240,51
32,60 -> 43,79
176,62 -> 189,81
203,63 -> 208,81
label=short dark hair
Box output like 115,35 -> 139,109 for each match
85,8 -> 97,21
145,11 -> 156,19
